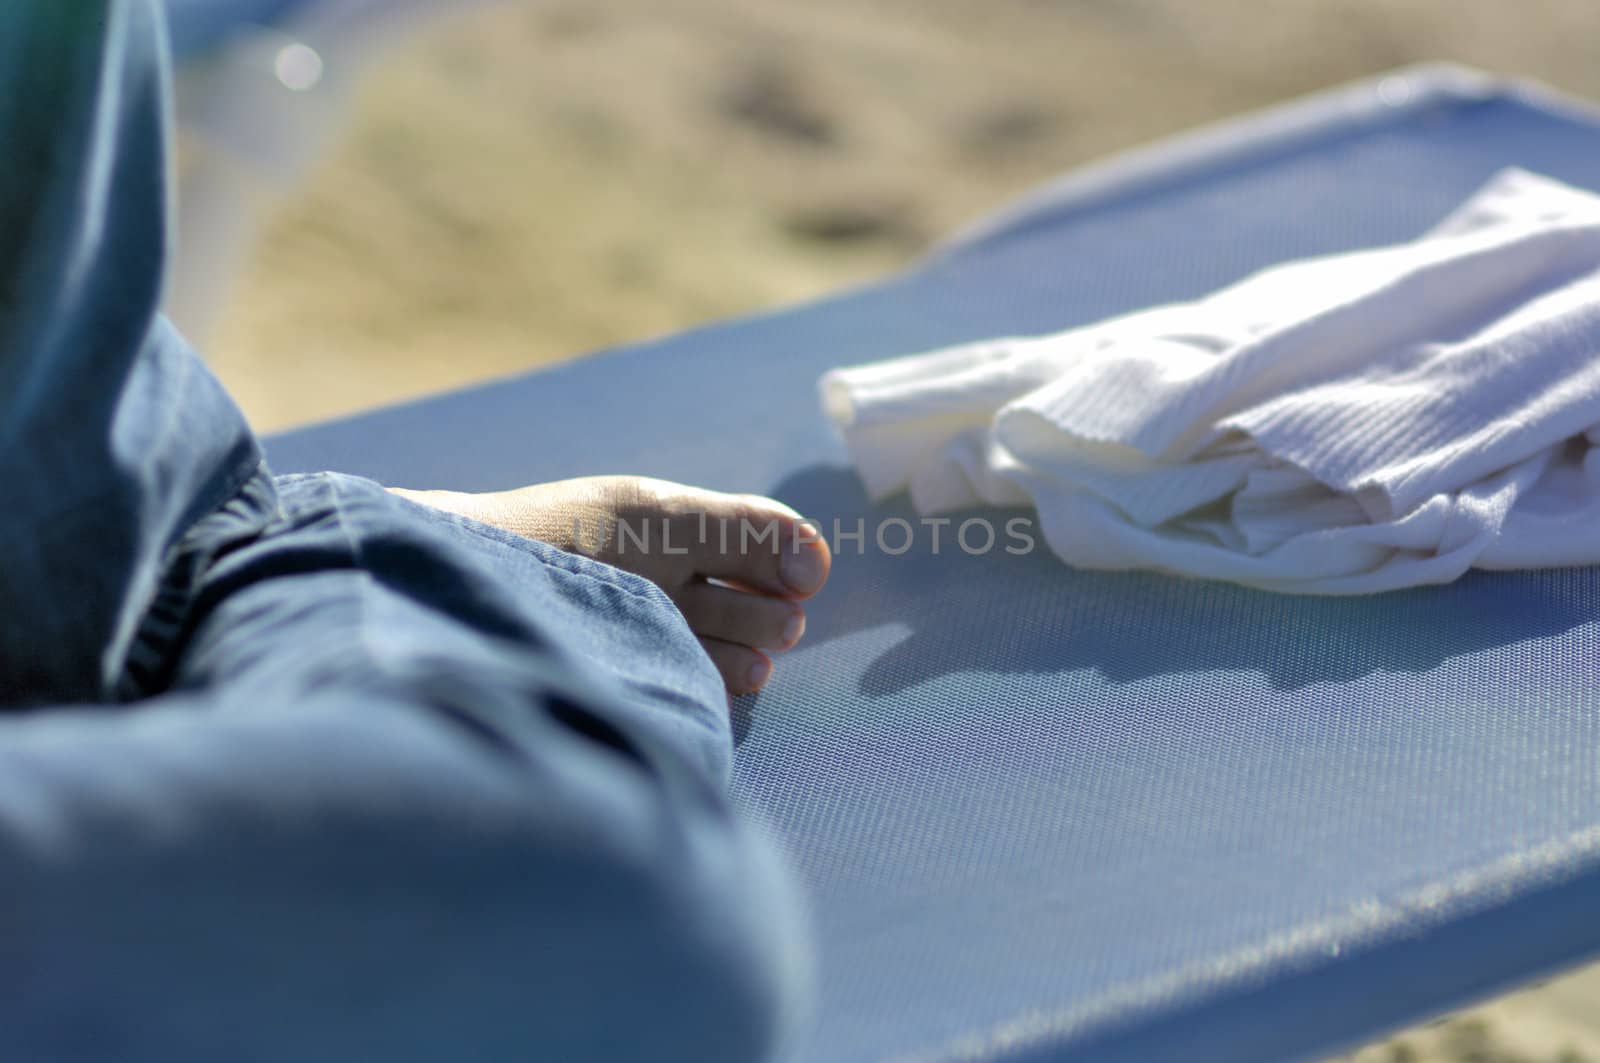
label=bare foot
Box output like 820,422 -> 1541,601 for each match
391,477 -> 830,695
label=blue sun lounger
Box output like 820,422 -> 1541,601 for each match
266,66 -> 1600,1062
163,0 -> 448,60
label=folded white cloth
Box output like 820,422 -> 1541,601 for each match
821,169 -> 1600,593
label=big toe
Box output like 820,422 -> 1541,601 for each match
667,489 -> 831,599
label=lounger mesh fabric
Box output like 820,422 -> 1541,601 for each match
164,0 -> 309,58
267,67 -> 1600,1063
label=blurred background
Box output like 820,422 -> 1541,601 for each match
175,0 -> 1600,433
170,3 -> 1600,1059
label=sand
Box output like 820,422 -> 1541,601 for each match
189,2 -> 1600,1057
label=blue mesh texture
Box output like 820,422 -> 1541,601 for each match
268,75 -> 1600,1063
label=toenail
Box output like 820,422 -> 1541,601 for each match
780,538 -> 824,593
782,610 -> 806,647
747,657 -> 772,690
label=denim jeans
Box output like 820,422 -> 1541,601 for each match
0,3 -> 807,1059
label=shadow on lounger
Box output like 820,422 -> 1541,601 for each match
753,463 -> 1596,699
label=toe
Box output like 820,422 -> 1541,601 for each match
699,637 -> 773,696
662,493 -> 832,599
676,581 -> 805,650
777,520 -> 830,597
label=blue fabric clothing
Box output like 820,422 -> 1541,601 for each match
0,3 -> 808,1059
0,0 -> 259,704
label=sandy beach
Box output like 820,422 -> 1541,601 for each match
189,2 -> 1600,1058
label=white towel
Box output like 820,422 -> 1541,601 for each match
821,169 -> 1600,593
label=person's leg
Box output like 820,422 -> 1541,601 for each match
0,470 -> 811,1062
0,0 -> 261,705
1,4 -> 811,1058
